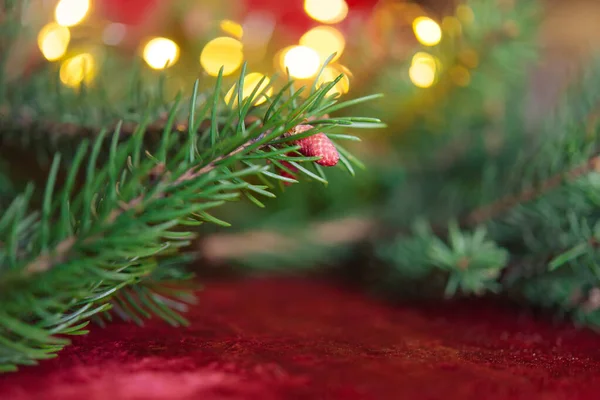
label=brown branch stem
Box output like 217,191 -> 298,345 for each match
0,105 -> 213,141
465,154 -> 600,226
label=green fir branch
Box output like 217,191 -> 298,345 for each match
0,64 -> 383,371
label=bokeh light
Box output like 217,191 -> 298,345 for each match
300,26 -> 345,63
143,37 -> 179,70
37,22 -> 70,61
442,16 -> 462,36
409,52 -> 438,88
224,72 -> 273,107
413,17 -> 442,46
60,53 -> 96,88
450,65 -> 471,87
220,20 -> 244,39
200,37 -> 244,76
317,65 -> 350,97
458,48 -> 479,68
275,46 -> 296,72
55,0 -> 90,27
456,5 -> 475,24
304,0 -> 348,24
283,46 -> 321,79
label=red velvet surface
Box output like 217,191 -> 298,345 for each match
2,277 -> 600,399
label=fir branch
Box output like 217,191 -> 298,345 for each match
465,154 -> 600,225
0,66 -> 383,371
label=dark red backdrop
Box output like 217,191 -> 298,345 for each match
2,277 -> 600,399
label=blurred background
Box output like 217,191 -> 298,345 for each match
7,0 -> 600,275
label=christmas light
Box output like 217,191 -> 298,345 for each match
413,17 -> 442,46
38,22 -> 70,61
220,20 -> 244,39
55,0 -> 90,27
409,52 -> 438,88
200,37 -> 244,77
224,72 -> 273,107
450,66 -> 471,87
283,46 -> 320,79
317,65 -> 350,97
143,37 -> 179,70
275,46 -> 295,72
456,5 -> 475,24
60,53 -> 96,88
304,0 -> 348,24
442,16 -> 462,36
300,26 -> 345,63
409,64 -> 435,88
458,48 -> 479,68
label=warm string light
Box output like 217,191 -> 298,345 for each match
413,17 -> 442,46
449,65 -> 470,87
409,52 -> 438,88
456,5 -> 475,24
55,0 -> 90,27
142,37 -> 180,70
283,46 -> 321,79
304,0 -> 348,24
442,16 -> 462,37
220,20 -> 244,39
299,26 -> 345,63
224,72 -> 273,107
38,22 -> 70,61
200,37 -> 244,76
46,1 -> 353,96
60,53 -> 96,88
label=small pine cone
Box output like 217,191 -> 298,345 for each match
287,124 -> 340,167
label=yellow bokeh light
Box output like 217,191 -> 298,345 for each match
456,5 -> 475,24
37,22 -> 70,61
409,64 -> 435,88
409,52 -> 437,88
275,46 -> 295,72
200,37 -> 244,76
283,46 -> 321,79
413,17 -> 442,46
412,52 -> 439,69
299,26 -> 345,63
60,53 -> 96,88
55,0 -> 90,27
317,65 -> 350,97
220,20 -> 244,39
143,37 -> 179,70
442,16 -> 462,36
458,48 -> 479,68
304,0 -> 348,24
224,72 -> 273,107
450,65 -> 471,87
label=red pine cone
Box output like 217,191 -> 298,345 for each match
288,124 -> 340,167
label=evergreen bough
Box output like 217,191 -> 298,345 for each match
0,1 -> 384,371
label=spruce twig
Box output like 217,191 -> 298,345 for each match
465,154 -> 600,226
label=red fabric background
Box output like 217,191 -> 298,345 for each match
2,277 -> 600,399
